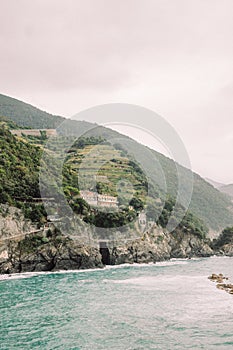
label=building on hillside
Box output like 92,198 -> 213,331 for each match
97,194 -> 118,207
80,191 -> 98,206
10,129 -> 57,137
138,211 -> 147,232
47,214 -> 61,222
80,190 -> 118,208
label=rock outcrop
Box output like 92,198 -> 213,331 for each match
213,243 -> 233,257
211,228 -> 233,257
0,204 -> 36,239
0,230 -> 103,274
0,205 -> 227,275
208,273 -> 233,295
108,226 -> 213,265
0,205 -> 103,274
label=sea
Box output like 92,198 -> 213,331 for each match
0,256 -> 233,350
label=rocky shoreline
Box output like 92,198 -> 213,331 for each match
0,225 -> 227,275
0,205 -> 232,275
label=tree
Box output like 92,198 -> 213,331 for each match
129,197 -> 144,211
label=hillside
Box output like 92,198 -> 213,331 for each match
0,93 -> 233,232
219,184 -> 233,198
0,94 -> 63,128
205,177 -> 233,200
205,177 -> 224,189
0,123 -> 41,203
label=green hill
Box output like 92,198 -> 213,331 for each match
0,93 -> 232,232
0,94 -> 63,128
0,126 -> 207,238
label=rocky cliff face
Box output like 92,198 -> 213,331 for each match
108,226 -> 213,265
212,240 -> 233,257
209,227 -> 233,257
0,206 -> 221,275
218,244 -> 233,256
0,235 -> 103,274
0,204 -> 35,239
0,205 -> 104,273
0,204 -> 36,268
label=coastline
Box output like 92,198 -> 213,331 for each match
1,255 -> 232,281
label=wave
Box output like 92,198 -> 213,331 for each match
0,257 -> 215,282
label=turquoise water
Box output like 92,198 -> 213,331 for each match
1,257 -> 233,349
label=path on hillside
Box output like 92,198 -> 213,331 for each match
0,228 -> 45,242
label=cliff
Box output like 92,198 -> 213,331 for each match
0,206 -> 216,274
0,205 -> 103,273
211,227 -> 233,257
109,226 -> 213,265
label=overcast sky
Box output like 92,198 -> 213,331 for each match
0,0 -> 233,183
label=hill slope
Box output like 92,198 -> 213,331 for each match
219,184 -> 233,198
0,93 -> 232,231
0,94 -> 64,128
205,177 -> 224,189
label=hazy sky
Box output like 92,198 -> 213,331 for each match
0,0 -> 233,183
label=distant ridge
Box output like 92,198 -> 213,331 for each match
219,184 -> 233,198
205,177 -> 224,189
0,93 -> 64,129
205,177 -> 233,199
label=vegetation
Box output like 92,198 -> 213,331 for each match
218,184 -> 233,198
213,227 -> 233,248
63,140 -> 149,201
147,196 -> 208,238
0,124 -> 41,204
0,93 -> 233,232
154,152 -> 233,230
0,123 -> 50,225
0,93 -> 63,128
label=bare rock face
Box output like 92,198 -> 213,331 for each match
218,244 -> 233,256
0,204 -> 36,271
109,228 -> 171,265
0,233 -> 103,274
0,204 -> 36,239
108,227 -> 214,265
0,205 -> 103,274
169,231 -> 213,259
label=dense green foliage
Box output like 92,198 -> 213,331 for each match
154,152 -> 233,230
213,226 -> 233,248
0,124 -> 49,224
147,196 -> 208,238
0,124 -> 41,203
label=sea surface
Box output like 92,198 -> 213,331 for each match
1,257 -> 233,350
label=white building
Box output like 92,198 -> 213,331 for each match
80,190 -> 118,208
138,211 -> 147,232
79,191 -> 98,206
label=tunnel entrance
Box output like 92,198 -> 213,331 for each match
99,241 -> 110,265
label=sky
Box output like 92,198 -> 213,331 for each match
0,0 -> 233,183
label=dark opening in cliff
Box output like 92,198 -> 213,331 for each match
99,241 -> 110,265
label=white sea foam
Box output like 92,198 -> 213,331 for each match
105,259 -> 190,270
0,259 -> 194,282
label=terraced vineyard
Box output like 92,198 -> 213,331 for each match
64,141 -> 149,204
